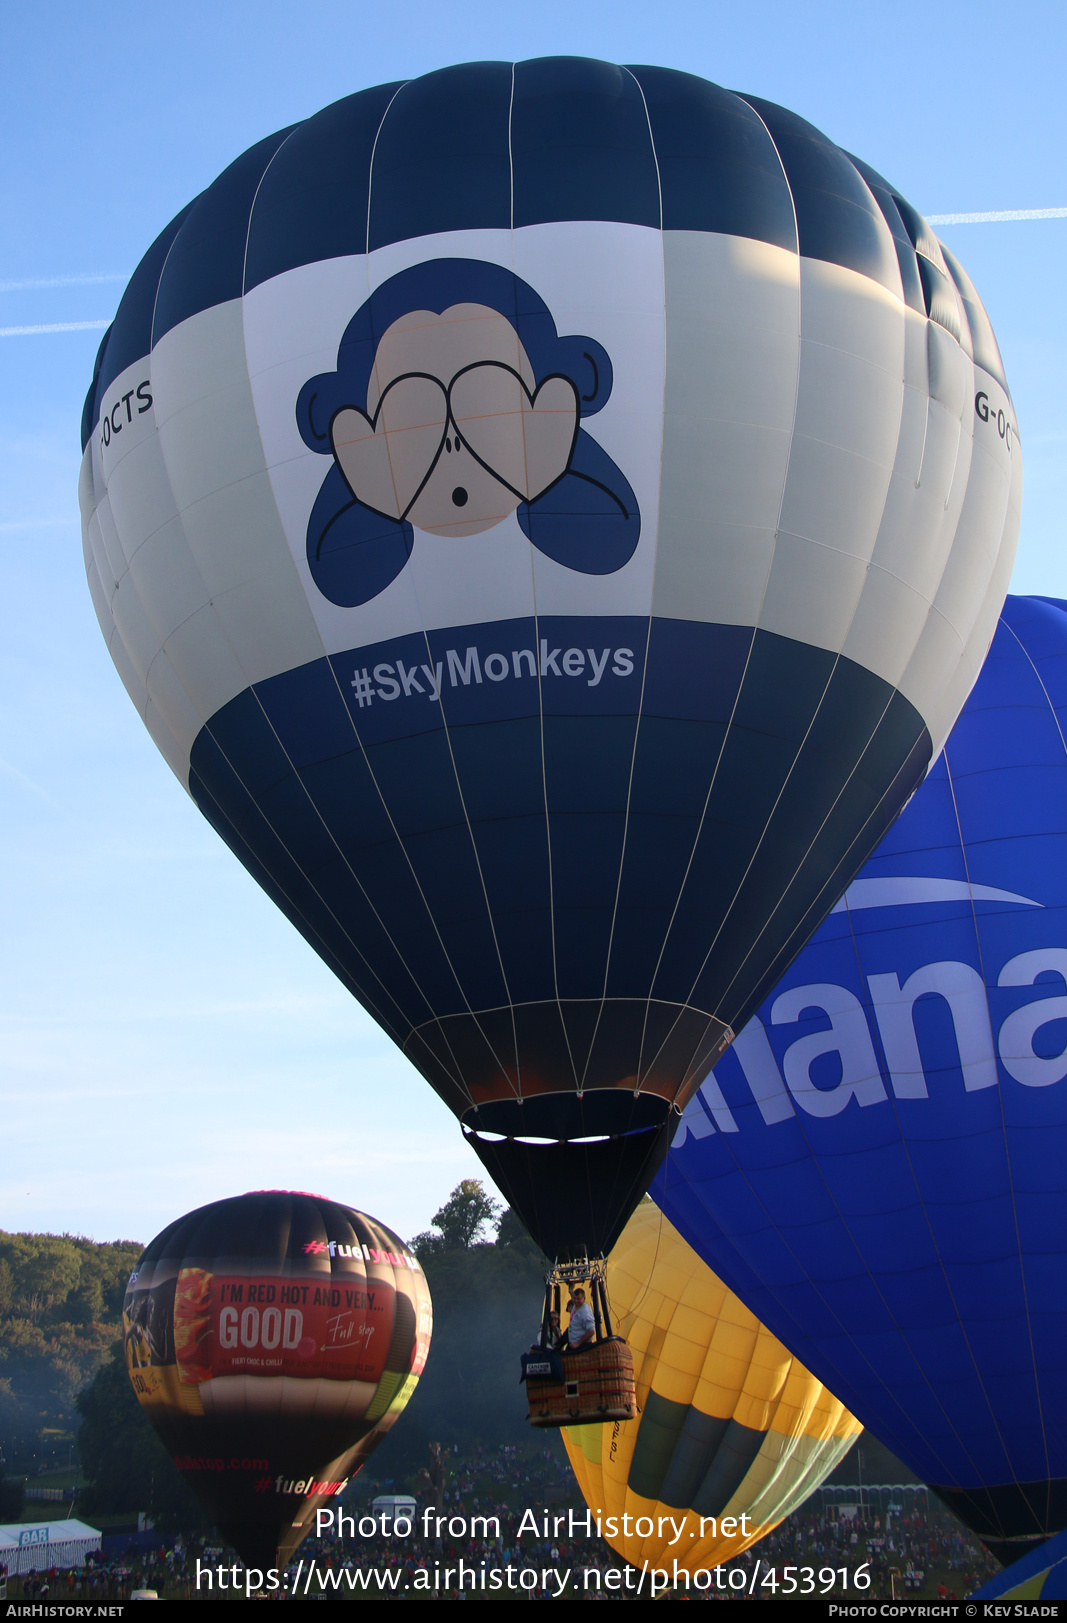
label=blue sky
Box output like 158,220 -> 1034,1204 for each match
2,1 -> 1064,1245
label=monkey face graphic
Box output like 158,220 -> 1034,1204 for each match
328,303 -> 579,538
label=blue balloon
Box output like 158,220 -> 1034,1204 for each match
655,595 -> 1067,1556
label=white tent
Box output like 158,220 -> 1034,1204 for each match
0,1517 -> 102,1575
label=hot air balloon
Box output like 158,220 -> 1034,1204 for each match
80,61 -> 1019,1273
657,594 -> 1067,1562
122,1191 -> 431,1571
562,1202 -> 861,1575
973,1526 -> 1067,1603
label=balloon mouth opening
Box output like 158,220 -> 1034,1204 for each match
465,1129 -> 617,1145
461,1090 -> 670,1143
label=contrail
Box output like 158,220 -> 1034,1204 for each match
927,207 -> 1067,224
0,273 -> 129,293
0,319 -> 109,338
0,756 -> 56,805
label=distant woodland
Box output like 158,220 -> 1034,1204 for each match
0,1230 -> 142,1468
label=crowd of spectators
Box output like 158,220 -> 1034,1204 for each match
734,1498 -> 1001,1601
0,1445 -> 1005,1601
1,1544 -> 181,1602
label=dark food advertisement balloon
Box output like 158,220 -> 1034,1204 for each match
80,61 -> 1019,1262
658,597 -> 1067,1558
123,1192 -> 431,1570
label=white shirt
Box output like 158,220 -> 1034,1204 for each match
567,1302 -> 595,1347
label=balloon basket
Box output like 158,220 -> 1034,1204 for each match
526,1338 -> 636,1428
523,1255 -> 635,1426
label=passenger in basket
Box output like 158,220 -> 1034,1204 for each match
529,1311 -> 564,1353
564,1288 -> 595,1353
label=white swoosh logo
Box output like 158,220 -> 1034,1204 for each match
831,877 -> 1042,913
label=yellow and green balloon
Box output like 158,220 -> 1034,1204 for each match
564,1203 -> 860,1572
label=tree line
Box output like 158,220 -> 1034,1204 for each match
0,1231 -> 141,1471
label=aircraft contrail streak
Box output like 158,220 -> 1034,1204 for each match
927,207 -> 1067,223
0,320 -> 109,337
0,273 -> 128,293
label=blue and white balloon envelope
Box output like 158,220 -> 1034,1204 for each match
657,595 -> 1067,1550
79,61 -> 1019,1265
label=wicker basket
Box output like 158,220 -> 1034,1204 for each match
526,1338 -> 636,1427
